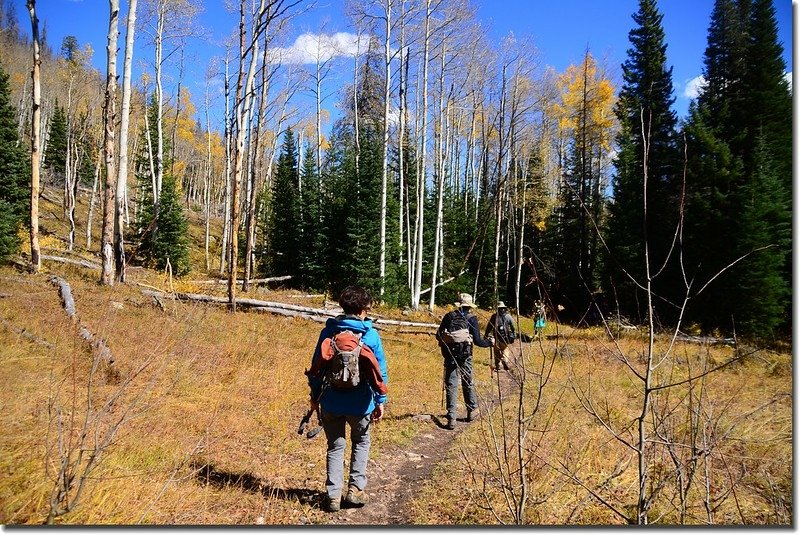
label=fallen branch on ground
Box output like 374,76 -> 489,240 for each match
189,275 -> 292,285
50,276 -> 114,365
140,288 -> 439,330
42,255 -> 102,271
1,318 -> 55,348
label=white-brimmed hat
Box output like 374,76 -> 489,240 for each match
497,301 -> 507,309
455,293 -> 476,308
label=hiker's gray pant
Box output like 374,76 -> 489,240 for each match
443,350 -> 478,420
319,408 -> 372,499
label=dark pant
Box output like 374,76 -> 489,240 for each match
441,345 -> 477,420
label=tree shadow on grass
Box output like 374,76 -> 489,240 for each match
191,461 -> 325,507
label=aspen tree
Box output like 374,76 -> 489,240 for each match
219,49 -> 231,274
100,0 -> 119,285
115,0 -> 137,282
26,0 -> 40,273
428,37 -> 446,312
410,0 -> 431,309
229,0 -> 298,309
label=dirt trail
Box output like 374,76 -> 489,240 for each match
323,345 -> 522,525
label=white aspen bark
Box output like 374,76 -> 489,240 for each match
409,54 -> 422,289
428,40 -> 446,312
153,3 -> 165,210
397,11 -> 406,271
243,38 -> 271,292
492,66 -> 507,299
66,141 -> 76,250
353,28 -> 360,178
65,79 -> 74,250
100,0 -> 119,285
315,51 -> 323,181
220,53 -> 232,275
86,146 -> 102,248
378,0 -> 392,298
143,99 -> 157,204
514,159 -> 528,312
115,0 -> 137,283
204,86 -> 212,273
27,0 -> 40,273
229,0 -> 267,311
411,0 -> 430,310
241,83 -> 256,291
465,102 -> 475,211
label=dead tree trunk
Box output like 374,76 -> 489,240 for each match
26,0 -> 41,273
100,0 -> 120,285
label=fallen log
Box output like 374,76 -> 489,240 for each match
1,318 -> 55,348
140,289 -> 439,330
50,276 -> 114,365
140,289 -> 341,316
42,255 -> 102,271
190,275 -> 292,285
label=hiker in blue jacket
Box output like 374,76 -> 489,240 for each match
436,293 -> 493,430
307,286 -> 388,513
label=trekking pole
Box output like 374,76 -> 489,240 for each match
441,360 -> 446,410
298,382 -> 326,439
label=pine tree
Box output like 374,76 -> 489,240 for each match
0,66 -> 29,261
297,145 -> 324,290
603,0 -> 680,324
683,0 -> 791,337
149,175 -> 189,275
132,95 -> 188,274
266,127 -> 300,278
44,104 -> 67,177
734,133 -> 790,338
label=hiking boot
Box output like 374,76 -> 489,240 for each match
344,484 -> 369,507
445,417 -> 455,430
324,495 -> 341,512
466,408 -> 478,422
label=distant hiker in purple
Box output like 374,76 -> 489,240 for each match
306,286 -> 388,513
436,293 -> 493,430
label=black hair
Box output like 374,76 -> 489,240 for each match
339,286 -> 373,315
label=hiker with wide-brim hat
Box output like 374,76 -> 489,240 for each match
435,293 -> 494,430
485,301 -> 516,371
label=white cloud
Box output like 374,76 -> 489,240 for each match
269,32 -> 371,65
683,75 -> 707,99
784,71 -> 792,93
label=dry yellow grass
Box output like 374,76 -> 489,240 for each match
408,326 -> 792,525
0,187 -> 791,525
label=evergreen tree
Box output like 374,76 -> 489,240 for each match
132,95 -> 188,274
297,145 -> 325,290
603,0 -> 680,324
266,127 -> 300,278
0,66 -> 29,261
149,175 -> 190,275
683,0 -> 791,337
44,104 -> 67,177
734,133 -> 790,338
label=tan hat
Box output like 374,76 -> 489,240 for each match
455,293 -> 476,308
497,301 -> 507,309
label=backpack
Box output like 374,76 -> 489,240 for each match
497,313 -> 515,341
440,310 -> 473,345
320,330 -> 364,389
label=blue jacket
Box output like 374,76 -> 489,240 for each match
308,315 -> 389,416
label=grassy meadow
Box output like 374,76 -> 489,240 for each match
0,190 -> 791,525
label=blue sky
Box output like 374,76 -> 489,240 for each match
11,0 -> 794,122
